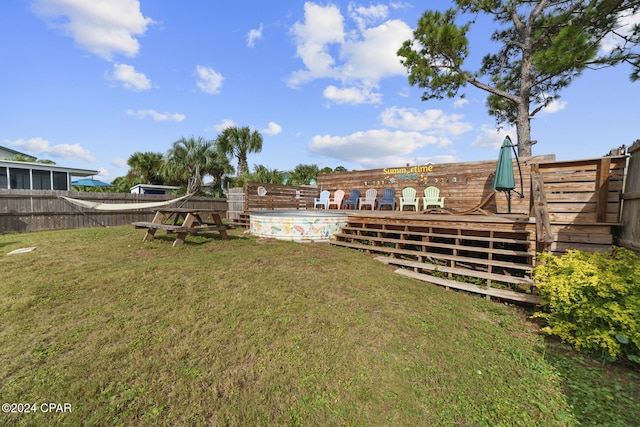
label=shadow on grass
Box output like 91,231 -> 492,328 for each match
0,240 -> 20,249
145,232 -> 246,246
543,340 -> 640,426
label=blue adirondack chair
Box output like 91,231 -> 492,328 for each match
314,190 -> 330,209
377,188 -> 396,210
343,189 -> 360,209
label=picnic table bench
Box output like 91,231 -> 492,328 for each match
132,208 -> 230,247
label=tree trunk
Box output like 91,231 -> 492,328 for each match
515,102 -> 533,158
238,155 -> 249,177
517,15 -> 535,159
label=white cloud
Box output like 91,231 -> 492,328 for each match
453,97 -> 469,108
348,4 -> 389,32
126,109 -> 185,121
111,158 -> 128,169
540,98 -> 567,114
95,167 -> 111,181
339,19 -> 412,81
108,63 -> 151,91
214,119 -> 235,132
309,129 -> 447,168
196,65 -> 224,94
247,23 -> 263,48
380,107 -> 473,136
288,2 -> 413,105
262,122 -> 282,136
601,10 -> 640,53
4,137 -> 95,162
288,2 -> 345,86
323,85 -> 382,104
470,125 -> 516,149
32,0 -> 153,60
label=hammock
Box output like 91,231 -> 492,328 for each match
60,193 -> 194,211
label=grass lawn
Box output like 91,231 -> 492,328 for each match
1,226 -> 638,426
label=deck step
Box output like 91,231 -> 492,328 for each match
393,268 -> 540,305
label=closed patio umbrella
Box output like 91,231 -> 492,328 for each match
492,136 -> 518,213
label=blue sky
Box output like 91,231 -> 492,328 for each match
1,1 -> 638,181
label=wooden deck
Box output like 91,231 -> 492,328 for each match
331,210 -> 539,304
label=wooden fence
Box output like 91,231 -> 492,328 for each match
531,155 -> 627,253
244,182 -> 318,210
0,190 -> 227,233
617,140 -> 640,252
317,155 -> 555,214
226,187 -> 245,220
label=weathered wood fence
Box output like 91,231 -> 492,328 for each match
317,155 -> 555,214
0,190 -> 227,233
226,187 -> 245,220
617,140 -> 640,252
531,155 -> 626,254
244,182 -> 318,210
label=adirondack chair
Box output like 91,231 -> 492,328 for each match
327,190 -> 345,209
359,188 -> 377,210
423,186 -> 445,209
399,187 -> 420,211
314,190 -> 330,209
343,189 -> 360,209
377,188 -> 396,210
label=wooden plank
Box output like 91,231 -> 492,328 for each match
335,232 -> 533,257
596,157 -> 611,222
393,268 -> 540,304
530,171 -> 553,243
340,225 -> 531,245
132,221 -> 185,231
331,239 -> 533,271
375,256 -> 534,286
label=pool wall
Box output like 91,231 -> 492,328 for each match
250,211 -> 348,241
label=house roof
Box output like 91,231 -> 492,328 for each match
0,159 -> 98,177
0,145 -> 37,161
130,184 -> 180,191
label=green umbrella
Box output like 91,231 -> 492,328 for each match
492,136 -> 516,212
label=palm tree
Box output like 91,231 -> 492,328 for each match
164,136 -> 220,194
288,164 -> 319,185
215,126 -> 263,177
127,151 -> 165,184
208,151 -> 235,197
251,164 -> 284,184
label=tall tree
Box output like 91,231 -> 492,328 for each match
215,126 -> 263,177
165,136 -> 220,194
398,0 -> 639,157
127,151 -> 165,184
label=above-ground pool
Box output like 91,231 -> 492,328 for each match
250,211 -> 348,241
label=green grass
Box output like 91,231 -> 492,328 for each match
0,226 -> 638,426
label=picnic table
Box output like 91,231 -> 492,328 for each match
132,208 -> 229,247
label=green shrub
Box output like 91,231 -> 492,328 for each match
533,247 -> 640,363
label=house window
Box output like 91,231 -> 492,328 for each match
53,172 -> 68,190
33,169 -> 52,190
9,168 -> 30,189
0,167 -> 7,189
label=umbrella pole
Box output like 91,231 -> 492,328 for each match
507,190 -> 512,213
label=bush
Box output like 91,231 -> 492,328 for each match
533,247 -> 640,363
